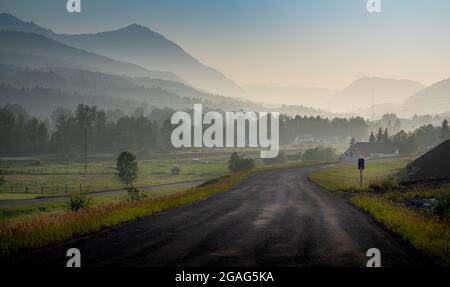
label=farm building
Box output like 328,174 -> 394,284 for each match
340,142 -> 399,161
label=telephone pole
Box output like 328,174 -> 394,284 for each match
84,127 -> 87,177
371,88 -> 375,121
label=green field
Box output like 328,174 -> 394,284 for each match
309,158 -> 411,192
0,156 -> 230,195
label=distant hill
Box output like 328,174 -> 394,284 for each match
402,78 -> 450,115
0,64 -> 262,116
242,85 -> 336,109
400,140 -> 450,182
0,31 -> 185,83
327,77 -> 425,112
0,13 -> 243,97
0,84 -> 145,117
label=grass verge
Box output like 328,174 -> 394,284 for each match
351,195 -> 450,266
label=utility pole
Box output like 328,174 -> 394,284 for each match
371,88 -> 375,122
84,127 -> 87,177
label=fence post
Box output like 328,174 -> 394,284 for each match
41,186 -> 43,194
26,186 -> 28,193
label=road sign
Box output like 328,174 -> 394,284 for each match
358,158 -> 365,170
358,158 -> 365,190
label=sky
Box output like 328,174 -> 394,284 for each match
1,0 -> 450,89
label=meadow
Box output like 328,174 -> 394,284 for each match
0,154 -> 230,196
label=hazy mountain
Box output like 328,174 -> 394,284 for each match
402,78 -> 450,115
0,84 -> 145,117
0,64 -> 262,116
0,30 -> 186,83
243,84 -> 336,108
327,77 -> 425,112
0,13 -> 243,97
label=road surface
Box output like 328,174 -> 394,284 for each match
3,165 -> 422,267
0,180 -> 204,208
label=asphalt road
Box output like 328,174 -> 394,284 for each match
0,180 -> 204,208
4,165 -> 422,267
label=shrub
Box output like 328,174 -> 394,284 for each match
126,186 -> 144,201
65,192 -> 90,212
302,147 -> 337,161
171,166 -> 181,175
435,193 -> 450,220
368,178 -> 400,193
228,153 -> 254,172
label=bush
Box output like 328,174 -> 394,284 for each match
228,153 -> 254,172
171,166 -> 181,175
126,185 -> 144,201
302,147 -> 337,161
368,179 -> 400,193
435,193 -> 450,220
65,192 -> 90,212
0,170 -> 5,187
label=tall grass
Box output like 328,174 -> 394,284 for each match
352,195 -> 450,266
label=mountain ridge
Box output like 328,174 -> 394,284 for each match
0,13 -> 243,97
327,77 -> 426,112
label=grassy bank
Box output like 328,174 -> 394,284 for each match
0,161 -> 324,256
0,187 -> 187,223
352,195 -> 450,266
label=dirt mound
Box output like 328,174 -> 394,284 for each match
402,140 -> 450,182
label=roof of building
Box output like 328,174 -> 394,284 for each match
353,142 -> 398,154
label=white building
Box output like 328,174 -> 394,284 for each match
340,142 -> 399,162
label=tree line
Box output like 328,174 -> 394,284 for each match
280,114 -> 369,143
0,104 -> 173,157
1,103 -> 448,157
358,120 -> 450,155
